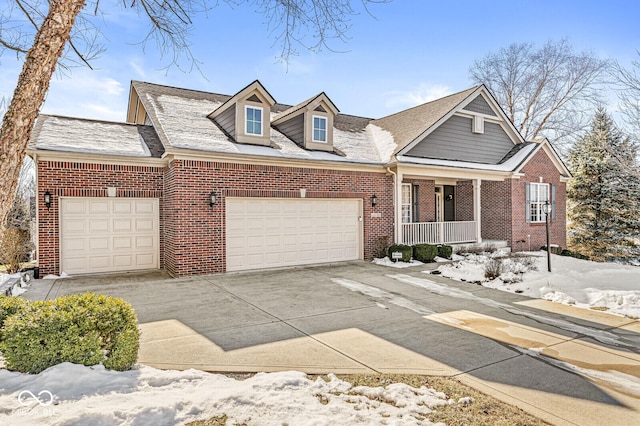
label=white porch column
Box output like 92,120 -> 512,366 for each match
395,169 -> 404,244
473,178 -> 482,243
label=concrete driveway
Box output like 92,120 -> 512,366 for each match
27,262 -> 640,425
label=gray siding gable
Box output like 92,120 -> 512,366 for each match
214,104 -> 236,139
274,114 -> 305,146
463,95 -> 496,116
405,115 -> 515,164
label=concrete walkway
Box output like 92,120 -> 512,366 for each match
25,262 -> 640,426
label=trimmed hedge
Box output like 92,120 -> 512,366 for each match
0,295 -> 30,341
437,245 -> 453,259
388,244 -> 412,262
1,293 -> 139,373
413,244 -> 438,263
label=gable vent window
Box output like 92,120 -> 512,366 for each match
313,116 -> 327,142
246,106 -> 263,136
472,115 -> 484,134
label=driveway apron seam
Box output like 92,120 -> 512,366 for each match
202,277 -> 382,373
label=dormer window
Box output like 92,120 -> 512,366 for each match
313,116 -> 327,142
246,106 -> 263,136
208,80 -> 276,146
272,92 -> 339,152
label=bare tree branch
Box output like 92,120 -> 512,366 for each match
470,39 -> 609,154
612,51 -> 640,146
0,0 -> 388,228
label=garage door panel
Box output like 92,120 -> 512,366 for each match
113,218 -> 133,232
113,201 -> 133,214
135,253 -> 156,267
89,219 -> 110,233
60,198 -> 159,275
88,256 -> 110,269
63,237 -> 87,251
62,199 -> 87,214
135,200 -> 155,214
88,200 -> 110,214
113,255 -> 134,268
89,238 -> 110,251
135,218 -> 154,232
226,198 -> 361,272
135,236 -> 154,249
113,237 -> 133,250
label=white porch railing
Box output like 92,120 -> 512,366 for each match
401,221 -> 477,245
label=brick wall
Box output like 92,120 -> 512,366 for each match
455,181 -> 474,222
162,160 -> 394,276
36,161 -> 165,276
511,148 -> 567,251
481,180 -> 512,242
38,159 -> 393,277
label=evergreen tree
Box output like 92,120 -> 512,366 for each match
567,108 -> 640,261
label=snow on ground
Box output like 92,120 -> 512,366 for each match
436,251 -> 640,318
373,257 -> 424,268
0,362 -> 458,426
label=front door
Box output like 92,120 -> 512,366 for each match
435,185 -> 455,222
444,185 -> 456,221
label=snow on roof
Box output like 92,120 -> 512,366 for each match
32,116 -> 153,157
142,91 -> 392,164
396,142 -> 538,172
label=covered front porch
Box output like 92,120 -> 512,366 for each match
389,162 -> 516,247
402,220 -> 477,245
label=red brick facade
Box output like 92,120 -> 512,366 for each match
510,149 -> 567,251
36,161 -> 165,276
37,159 -> 394,277
36,147 -> 566,276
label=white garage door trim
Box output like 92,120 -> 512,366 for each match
226,198 -> 362,272
60,197 -> 160,275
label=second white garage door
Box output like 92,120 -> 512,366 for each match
226,198 -> 362,272
60,197 -> 159,275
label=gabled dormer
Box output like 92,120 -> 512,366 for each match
208,80 -> 276,146
272,93 -> 339,152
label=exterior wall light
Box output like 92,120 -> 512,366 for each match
43,191 -> 52,210
371,195 -> 378,207
209,191 -> 217,208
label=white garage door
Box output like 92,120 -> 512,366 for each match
60,198 -> 159,275
226,198 -> 362,272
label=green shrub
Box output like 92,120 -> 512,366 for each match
437,245 -> 453,259
413,244 -> 438,263
1,293 -> 139,373
388,244 -> 412,262
0,295 -> 31,341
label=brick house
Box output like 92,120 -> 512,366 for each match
28,81 -> 571,277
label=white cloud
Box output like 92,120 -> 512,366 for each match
42,71 -> 127,121
384,83 -> 452,110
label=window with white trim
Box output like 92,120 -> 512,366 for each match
528,183 -> 549,223
245,106 -> 263,136
401,183 -> 412,223
313,116 -> 327,142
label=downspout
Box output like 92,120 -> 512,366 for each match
387,167 -> 397,243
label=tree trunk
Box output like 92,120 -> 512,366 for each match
0,0 -> 86,228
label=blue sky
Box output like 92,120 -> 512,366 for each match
1,0 -> 638,122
